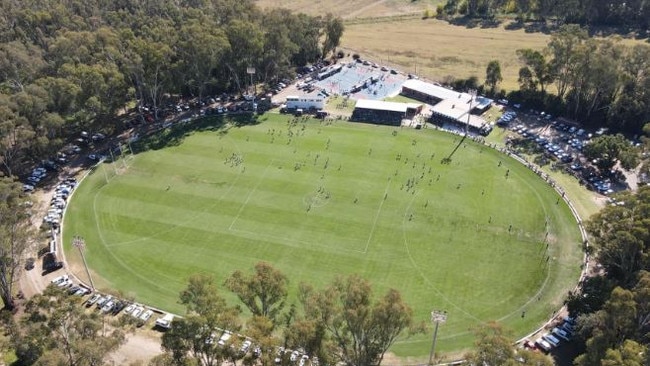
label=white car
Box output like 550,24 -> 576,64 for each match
240,339 -> 252,354
51,274 -> 68,285
74,287 -> 90,296
96,295 -> 112,308
101,300 -> 115,313
543,333 -> 561,347
290,350 -> 299,362
123,303 -> 136,315
535,337 -> 553,352
86,293 -> 102,306
218,331 -> 232,346
139,309 -> 153,322
131,306 -> 144,318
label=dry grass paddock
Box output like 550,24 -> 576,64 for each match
255,0 -> 440,18
341,18 -> 550,90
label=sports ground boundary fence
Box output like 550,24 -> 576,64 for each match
54,116 -> 590,366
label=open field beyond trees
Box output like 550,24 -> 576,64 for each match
63,115 -> 582,360
341,18 -> 550,91
255,0 -> 441,19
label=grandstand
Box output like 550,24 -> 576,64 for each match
351,100 -> 422,126
400,79 -> 493,135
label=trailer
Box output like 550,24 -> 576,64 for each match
285,95 -> 325,110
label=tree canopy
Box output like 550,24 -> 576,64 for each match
0,0 -> 343,178
570,186 -> 650,365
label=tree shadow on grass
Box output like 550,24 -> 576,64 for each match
448,15 -> 502,29
132,113 -> 260,154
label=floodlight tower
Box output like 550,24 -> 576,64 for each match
73,236 -> 95,291
465,89 -> 477,136
428,310 -> 448,365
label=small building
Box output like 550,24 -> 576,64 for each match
351,100 -> 422,126
285,95 -> 325,110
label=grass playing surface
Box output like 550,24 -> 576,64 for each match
63,114 -> 582,360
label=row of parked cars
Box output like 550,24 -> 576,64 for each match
42,178 -> 77,229
276,347 -> 318,366
528,316 -> 576,353
511,123 -> 577,164
51,274 -> 90,296
50,273 -> 176,329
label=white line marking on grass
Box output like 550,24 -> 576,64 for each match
92,187 -> 178,295
104,136 -> 244,248
401,192 -> 483,323
228,161 -> 275,231
361,179 -> 391,254
229,227 -> 366,254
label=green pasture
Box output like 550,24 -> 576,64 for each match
63,114 -> 582,360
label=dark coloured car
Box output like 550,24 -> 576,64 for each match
25,257 -> 35,270
111,301 -> 126,315
43,260 -> 64,274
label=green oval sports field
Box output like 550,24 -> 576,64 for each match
63,114 -> 583,358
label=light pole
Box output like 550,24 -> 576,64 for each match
465,89 -> 477,136
428,310 -> 448,365
73,236 -> 95,291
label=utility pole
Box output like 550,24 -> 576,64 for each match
428,310 -> 448,365
73,236 -> 95,291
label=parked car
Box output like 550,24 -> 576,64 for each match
74,287 -> 90,296
543,333 -> 561,347
131,306 -> 144,318
50,274 -> 68,285
123,303 -> 137,315
155,313 -> 174,329
111,301 -> 126,315
218,331 -> 232,346
96,295 -> 112,308
552,327 -> 571,341
86,293 -> 102,306
139,309 -> 153,323
24,257 -> 35,270
535,337 -> 553,352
